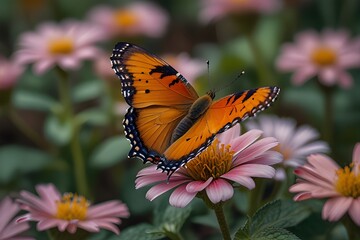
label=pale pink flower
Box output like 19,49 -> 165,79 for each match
0,197 -> 33,240
136,125 -> 282,208
200,0 -> 281,23
93,51 -> 118,81
289,143 -> 360,226
276,29 -> 360,88
15,20 -> 104,75
162,53 -> 206,83
0,56 -> 23,90
246,115 -> 329,180
87,3 -> 168,39
16,184 -> 129,234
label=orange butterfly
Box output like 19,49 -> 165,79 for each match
110,42 -> 280,174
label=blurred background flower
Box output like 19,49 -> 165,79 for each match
246,115 -> 329,180
276,29 -> 360,88
290,143 -> 360,227
0,197 -> 32,240
87,2 -> 168,40
199,0 -> 281,23
17,183 -> 129,235
0,55 -> 23,90
15,20 -> 104,74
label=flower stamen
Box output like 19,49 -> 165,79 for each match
56,193 -> 89,221
48,38 -> 74,55
335,163 -> 360,198
186,139 -> 234,181
311,46 -> 337,66
113,10 -> 138,27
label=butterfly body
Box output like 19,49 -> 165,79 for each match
111,42 -> 280,174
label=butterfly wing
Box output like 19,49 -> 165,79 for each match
158,86 -> 280,172
111,42 -> 199,163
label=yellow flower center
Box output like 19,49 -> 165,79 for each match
311,46 -> 337,66
113,10 -> 138,27
185,139 -> 234,181
231,0 -> 250,4
56,193 -> 89,221
48,38 -> 74,55
273,145 -> 292,161
335,164 -> 360,198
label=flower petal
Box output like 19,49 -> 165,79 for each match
205,179 -> 234,203
169,185 -> 197,208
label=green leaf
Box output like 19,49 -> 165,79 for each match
234,229 -> 250,240
44,115 -> 73,146
72,80 -> 104,102
89,136 -> 130,168
252,227 -> 301,240
250,200 -> 311,234
0,145 -> 52,183
152,205 -> 192,236
77,108 -> 109,126
12,90 -> 57,111
109,224 -> 163,240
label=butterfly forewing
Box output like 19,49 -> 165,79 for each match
111,42 -> 199,163
158,87 -> 280,172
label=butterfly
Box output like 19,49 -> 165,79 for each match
110,42 -> 280,174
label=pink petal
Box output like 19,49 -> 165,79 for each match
186,178 -> 212,193
169,185 -> 197,208
37,219 -> 62,231
318,67 -> 337,85
217,124 -> 240,144
205,179 -> 234,203
77,221 -> 100,233
230,164 -> 275,178
221,170 -> 255,189
146,180 -> 190,201
336,70 -> 353,88
230,129 -> 263,155
322,197 -> 352,221
291,66 -> 318,85
349,198 -> 360,226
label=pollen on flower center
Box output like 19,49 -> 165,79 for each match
185,139 -> 234,181
114,10 -> 138,27
48,38 -> 74,55
335,164 -> 360,198
311,46 -> 337,66
56,193 -> 89,221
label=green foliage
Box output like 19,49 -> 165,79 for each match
89,136 -> 129,168
0,145 -> 52,183
234,200 -> 311,240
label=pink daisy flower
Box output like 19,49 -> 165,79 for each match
87,3 -> 168,39
161,53 -> 206,84
136,125 -> 282,208
246,115 -> 329,179
276,29 -> 360,88
0,55 -> 23,90
15,20 -> 104,75
289,143 -> 360,226
200,0 -> 281,23
16,184 -> 129,235
0,197 -> 33,240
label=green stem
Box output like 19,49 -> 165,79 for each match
164,231 -> 184,240
319,83 -> 334,147
8,107 -> 54,152
200,193 -> 231,240
56,67 -> 89,197
213,203 -> 231,240
245,33 -> 275,86
248,179 -> 265,216
342,214 -> 360,240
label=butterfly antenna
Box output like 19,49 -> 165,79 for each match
206,60 -> 212,90
213,70 -> 246,94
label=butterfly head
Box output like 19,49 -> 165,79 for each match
206,90 -> 215,100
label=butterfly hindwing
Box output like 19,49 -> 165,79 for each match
158,86 -> 280,172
